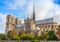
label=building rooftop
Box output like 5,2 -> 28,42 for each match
36,18 -> 53,24
16,23 -> 24,28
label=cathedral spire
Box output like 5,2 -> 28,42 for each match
33,3 -> 35,22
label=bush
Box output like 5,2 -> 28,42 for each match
12,36 -> 20,40
21,34 -> 35,40
31,39 -> 39,42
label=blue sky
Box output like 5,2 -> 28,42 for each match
0,0 -> 60,33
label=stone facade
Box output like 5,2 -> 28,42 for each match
5,14 -> 58,36
5,14 -> 36,35
36,22 -> 58,31
24,18 -> 35,34
5,14 -> 22,34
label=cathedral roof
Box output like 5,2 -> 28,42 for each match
17,23 -> 24,28
36,18 -> 54,24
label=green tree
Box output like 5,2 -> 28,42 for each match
38,32 -> 46,40
12,36 -> 20,42
21,34 -> 35,40
38,31 -> 49,40
48,30 -> 58,40
7,30 -> 18,39
0,34 -> 5,40
18,31 -> 25,38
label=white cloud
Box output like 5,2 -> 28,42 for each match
54,5 -> 60,15
26,0 -> 53,20
26,2 -> 33,18
4,0 -> 27,10
0,13 -> 7,33
3,0 -> 60,20
0,0 -> 60,33
35,0 -> 54,20
26,0 -> 60,20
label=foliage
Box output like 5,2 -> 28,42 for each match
0,34 -> 5,40
21,34 -> 35,40
12,36 -> 20,40
31,39 -> 39,42
17,39 -> 20,42
18,31 -> 25,38
38,31 -> 48,40
37,30 -> 58,40
47,30 -> 58,40
38,35 -> 44,40
7,30 -> 18,39
0,30 -> 58,40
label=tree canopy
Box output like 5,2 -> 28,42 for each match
18,31 -> 25,38
48,30 -> 58,40
7,30 -> 18,39
0,34 -> 5,40
21,34 -> 35,40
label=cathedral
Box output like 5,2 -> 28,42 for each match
5,5 -> 59,36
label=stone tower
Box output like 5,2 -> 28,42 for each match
5,14 -> 16,34
24,17 -> 35,34
5,14 -> 22,34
